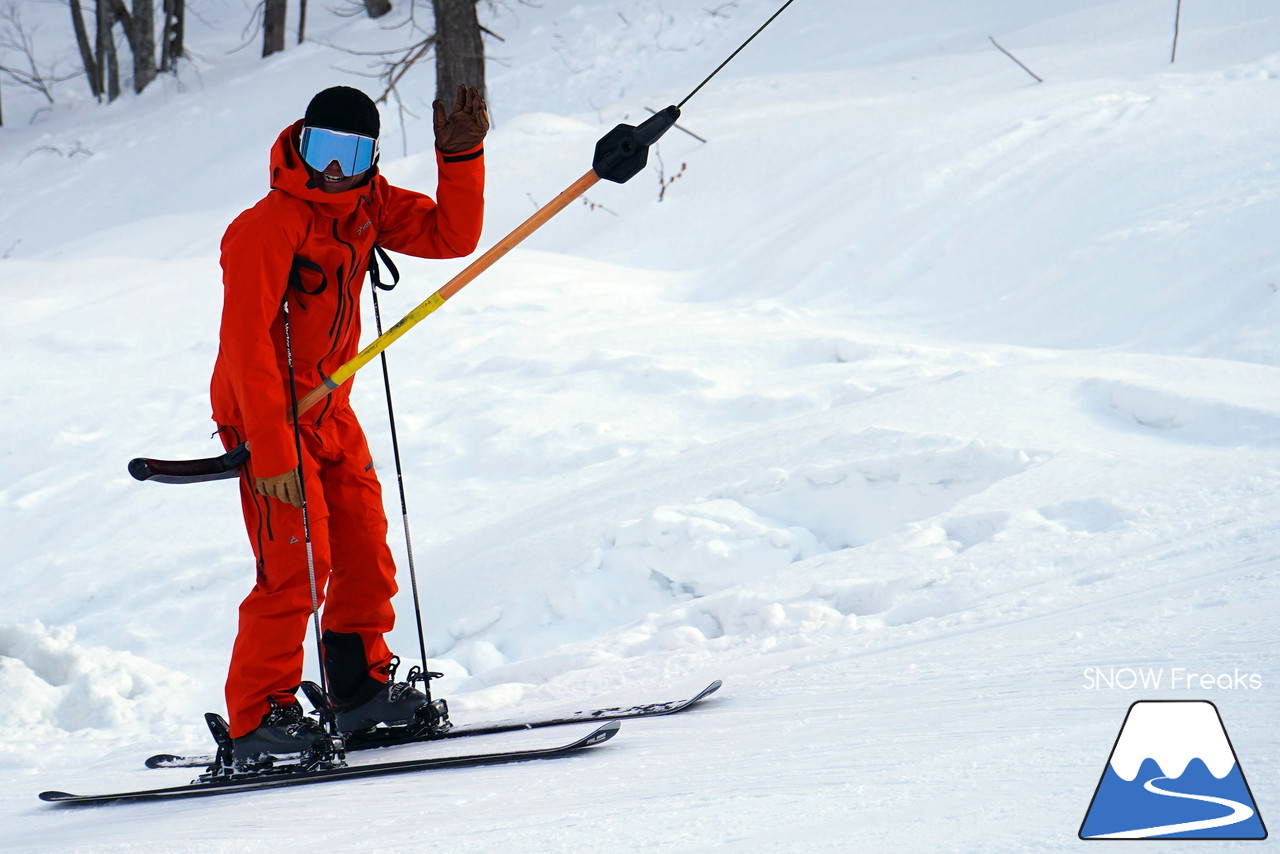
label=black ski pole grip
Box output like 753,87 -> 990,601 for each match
128,442 -> 250,484
592,105 -> 681,184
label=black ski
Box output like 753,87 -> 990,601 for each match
144,679 -> 721,770
41,721 -> 619,806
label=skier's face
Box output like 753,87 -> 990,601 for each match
312,159 -> 367,194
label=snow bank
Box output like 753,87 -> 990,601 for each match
0,621 -> 195,766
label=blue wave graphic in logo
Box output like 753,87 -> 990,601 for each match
1082,758 -> 1266,839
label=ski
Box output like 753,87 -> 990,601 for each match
144,679 -> 721,770
41,720 -> 619,806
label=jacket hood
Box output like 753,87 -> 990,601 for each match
268,120 -> 377,217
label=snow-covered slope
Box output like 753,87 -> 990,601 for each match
2,1 -> 1277,850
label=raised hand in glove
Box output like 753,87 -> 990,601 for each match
256,468 -> 303,509
433,84 -> 490,155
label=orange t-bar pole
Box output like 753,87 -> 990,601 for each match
294,168 -> 600,417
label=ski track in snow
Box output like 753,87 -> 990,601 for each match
3,0 -> 1280,851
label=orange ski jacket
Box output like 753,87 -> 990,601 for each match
211,121 -> 484,478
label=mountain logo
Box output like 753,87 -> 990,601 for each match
1080,700 -> 1267,840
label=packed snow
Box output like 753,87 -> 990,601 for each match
1,0 -> 1277,850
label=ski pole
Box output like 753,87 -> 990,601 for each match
282,305 -> 339,739
368,267 -> 439,705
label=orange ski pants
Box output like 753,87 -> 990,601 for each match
218,407 -> 397,739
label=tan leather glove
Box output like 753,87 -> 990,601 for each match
256,468 -> 303,508
433,85 -> 490,155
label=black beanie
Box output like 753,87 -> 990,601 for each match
304,86 -> 380,139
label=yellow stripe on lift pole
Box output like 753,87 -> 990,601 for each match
293,168 -> 602,418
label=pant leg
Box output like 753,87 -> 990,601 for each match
218,424 -> 333,739
311,408 -> 399,705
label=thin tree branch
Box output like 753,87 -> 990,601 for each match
989,35 -> 1043,84
0,3 -> 80,107
378,34 -> 435,103
645,106 -> 707,143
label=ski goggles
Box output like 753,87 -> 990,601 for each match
299,126 -> 378,177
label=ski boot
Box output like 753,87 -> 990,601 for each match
303,660 -> 451,738
198,699 -> 345,780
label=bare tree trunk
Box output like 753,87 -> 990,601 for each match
104,0 -> 158,94
160,0 -> 184,71
263,0 -> 286,57
363,0 -> 391,19
297,0 -> 306,44
95,0 -> 119,101
128,0 -> 155,93
105,16 -> 120,101
69,0 -> 161,101
69,0 -> 102,98
433,0 -> 485,105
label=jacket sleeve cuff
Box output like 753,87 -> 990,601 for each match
247,427 -> 298,480
437,142 -> 484,164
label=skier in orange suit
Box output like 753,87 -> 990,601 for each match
210,84 -> 487,765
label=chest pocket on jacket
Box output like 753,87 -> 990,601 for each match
289,255 -> 328,297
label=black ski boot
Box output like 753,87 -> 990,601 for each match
231,699 -> 328,768
336,678 -> 432,732
323,635 -> 449,733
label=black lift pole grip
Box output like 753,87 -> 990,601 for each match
592,105 -> 682,184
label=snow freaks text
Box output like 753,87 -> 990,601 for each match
1082,667 -> 1264,691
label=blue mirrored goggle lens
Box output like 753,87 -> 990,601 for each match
299,127 -> 377,177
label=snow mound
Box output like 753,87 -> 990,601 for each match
601,499 -> 823,597
448,439 -> 1044,693
0,621 -> 196,753
597,440 -> 1039,597
1084,378 -> 1280,446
